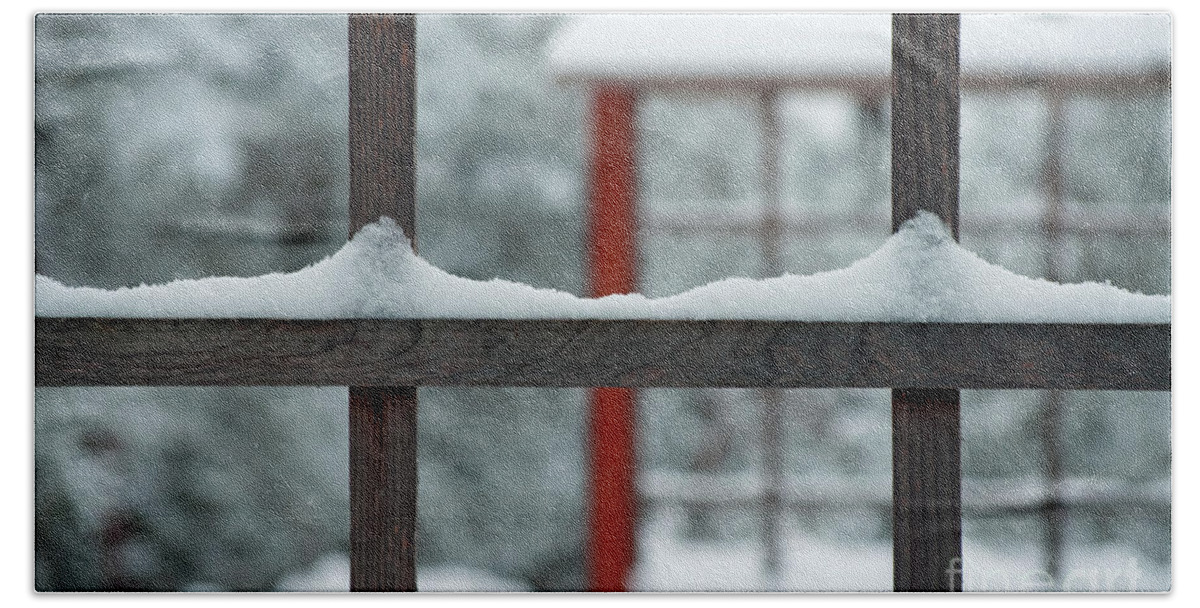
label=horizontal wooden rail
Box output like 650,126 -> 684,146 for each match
553,69 -> 1170,97
639,209 -> 1171,238
637,472 -> 1170,514
36,318 -> 1168,390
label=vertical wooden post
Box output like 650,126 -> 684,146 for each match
891,388 -> 962,592
760,390 -> 784,580
348,13 -> 418,592
757,88 -> 784,276
586,85 -> 638,592
890,13 -> 963,592
1040,87 -> 1068,585
891,14 -> 960,241
756,87 -> 785,579
1039,390 -> 1065,585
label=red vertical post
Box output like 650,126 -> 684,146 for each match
586,85 -> 638,592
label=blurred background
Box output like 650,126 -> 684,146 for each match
34,13 -> 1169,591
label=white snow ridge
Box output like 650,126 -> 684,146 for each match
35,212 -> 1169,323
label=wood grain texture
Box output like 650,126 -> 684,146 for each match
348,13 -> 418,592
35,318 -> 1169,390
349,386 -> 417,591
891,13 -> 960,239
893,388 -> 962,591
349,13 -> 416,243
891,14 -> 962,592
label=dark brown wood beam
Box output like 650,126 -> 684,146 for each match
348,13 -> 417,592
349,13 -> 417,243
348,385 -> 417,592
891,13 -> 960,240
891,13 -> 962,592
892,387 -> 962,591
35,318 -> 1169,391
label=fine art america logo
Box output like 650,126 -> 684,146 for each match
947,557 -> 1151,592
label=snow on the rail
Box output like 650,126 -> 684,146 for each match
35,212 -> 1169,322
548,13 -> 1170,84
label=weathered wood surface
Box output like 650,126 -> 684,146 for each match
891,13 -> 960,240
893,387 -> 962,592
348,13 -> 418,592
349,13 -> 417,243
35,318 -> 1169,390
891,14 -> 962,592
349,385 -> 417,592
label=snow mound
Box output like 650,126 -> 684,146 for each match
35,213 -> 1169,322
274,552 -> 531,592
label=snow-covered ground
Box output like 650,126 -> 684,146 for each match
275,553 -> 531,592
270,508 -> 1168,592
632,507 -> 1167,592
